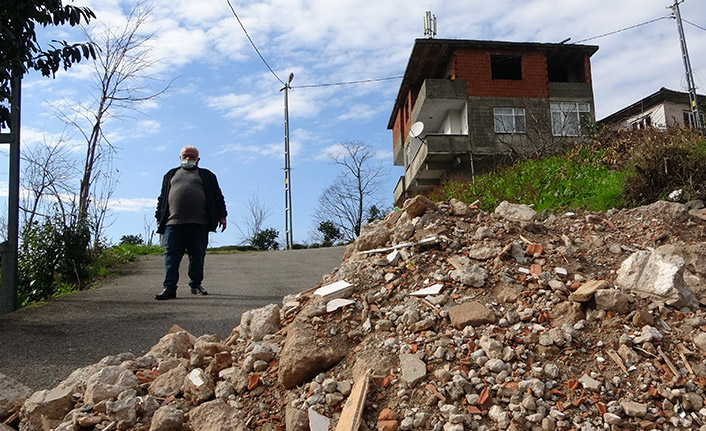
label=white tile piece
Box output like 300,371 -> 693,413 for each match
409,283 -> 443,296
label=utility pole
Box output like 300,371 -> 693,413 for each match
669,0 -> 704,133
281,73 -> 294,250
0,75 -> 21,315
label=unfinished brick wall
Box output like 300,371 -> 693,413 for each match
448,49 -> 549,99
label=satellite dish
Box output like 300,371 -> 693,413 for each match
409,121 -> 425,138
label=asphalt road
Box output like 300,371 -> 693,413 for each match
0,246 -> 346,391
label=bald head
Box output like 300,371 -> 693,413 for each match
180,145 -> 199,160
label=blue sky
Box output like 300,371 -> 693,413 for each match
5,0 -> 706,247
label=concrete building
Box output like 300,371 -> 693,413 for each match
599,87 -> 706,131
388,39 -> 599,205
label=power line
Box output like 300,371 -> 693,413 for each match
683,19 -> 706,32
224,0 -> 284,86
573,16 -> 670,44
294,75 -> 404,89
224,1 -> 404,90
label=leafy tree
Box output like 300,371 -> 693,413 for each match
316,141 -> 389,240
251,228 -> 279,251
317,220 -> 342,247
119,234 -> 143,246
1,0 -> 97,127
366,205 -> 387,223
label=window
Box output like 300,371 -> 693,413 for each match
491,55 -> 522,80
631,115 -> 652,130
551,102 -> 591,136
683,110 -> 704,127
493,108 -> 526,133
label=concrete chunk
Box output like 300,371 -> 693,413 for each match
616,251 -> 699,310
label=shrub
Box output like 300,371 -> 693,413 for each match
612,128 -> 706,205
251,228 -> 279,250
18,214 -> 90,306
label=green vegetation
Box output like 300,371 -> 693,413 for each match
429,127 -> 705,214
18,227 -> 162,308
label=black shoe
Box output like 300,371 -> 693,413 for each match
191,285 -> 208,295
155,289 -> 176,300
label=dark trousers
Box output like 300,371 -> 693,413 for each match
162,224 -> 209,291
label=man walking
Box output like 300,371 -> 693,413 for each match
154,145 -> 227,300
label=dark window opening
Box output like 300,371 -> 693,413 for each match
548,57 -> 586,83
491,55 -> 522,80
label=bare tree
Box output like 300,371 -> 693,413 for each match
487,99 -> 593,166
85,161 -> 118,249
50,2 -> 171,243
142,214 -> 155,246
316,141 -> 389,240
237,195 -> 273,246
19,133 -> 77,227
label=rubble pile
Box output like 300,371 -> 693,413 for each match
3,196 -> 706,431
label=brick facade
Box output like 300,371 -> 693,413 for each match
449,50 -> 549,99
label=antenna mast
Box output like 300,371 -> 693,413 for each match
424,11 -> 437,38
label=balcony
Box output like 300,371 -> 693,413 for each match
394,134 -> 502,204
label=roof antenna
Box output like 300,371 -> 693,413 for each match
424,10 -> 437,38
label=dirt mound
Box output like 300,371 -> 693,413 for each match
3,198 -> 706,431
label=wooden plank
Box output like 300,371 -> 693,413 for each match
335,369 -> 370,431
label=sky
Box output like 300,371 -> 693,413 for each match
4,0 -> 706,247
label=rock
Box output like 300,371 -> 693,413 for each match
240,303 -> 281,341
148,331 -> 193,359
594,289 -> 631,313
474,226 -> 496,240
569,279 -> 609,302
448,301 -> 496,329
150,405 -> 185,431
495,201 -> 537,223
84,365 -> 139,404
0,372 -> 33,419
403,195 -> 438,218
617,344 -> 641,364
518,379 -> 545,398
399,354 -> 426,386
632,310 -> 654,327
183,368 -> 215,404
638,201 -> 688,223
391,222 -> 415,244
355,223 -> 392,252
285,405 -> 309,431
186,399 -> 245,431
620,400 -> 647,417
488,405 -> 511,428
690,207 -> 706,221
149,365 -> 189,398
18,385 -> 75,431
616,251 -> 699,310
220,367 -> 249,394
106,394 -> 138,426
551,301 -> 584,327
450,199 -> 470,216
450,264 -> 488,287
278,318 -> 353,388
467,244 -> 502,260
694,332 -> 706,353
579,374 -> 601,392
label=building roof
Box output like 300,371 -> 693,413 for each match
387,38 -> 599,129
598,87 -> 706,125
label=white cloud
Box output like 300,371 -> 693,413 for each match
110,197 -> 157,212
